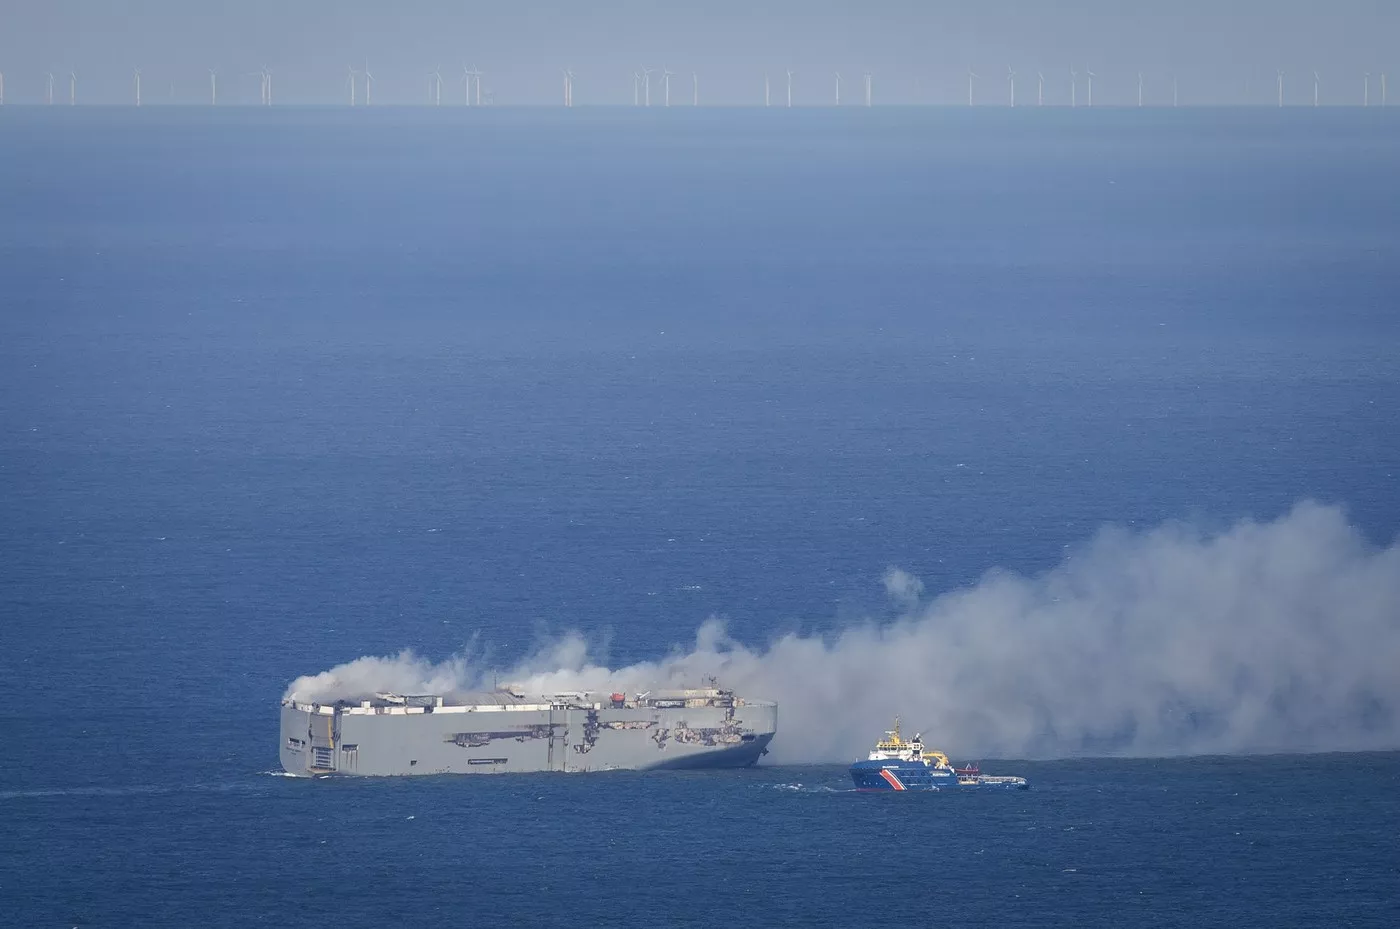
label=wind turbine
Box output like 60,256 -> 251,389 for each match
786,69 -> 793,107
642,67 -> 653,106
864,72 -> 872,107
693,71 -> 698,106
967,68 -> 978,106
262,66 -> 272,105
45,71 -> 54,105
1137,71 -> 1144,107
1086,69 -> 1095,107
70,70 -> 76,105
632,71 -> 640,105
347,66 -> 358,106
1007,66 -> 1015,107
209,69 -> 217,105
662,68 -> 674,106
1313,70 -> 1320,107
1037,71 -> 1044,106
834,72 -> 841,106
133,68 -> 142,107
565,69 -> 575,107
1070,69 -> 1078,108
764,72 -> 770,107
1364,72 -> 1370,107
467,66 -> 483,106
1277,69 -> 1284,107
250,66 -> 268,106
430,66 -> 443,106
0,72 -> 5,106
364,64 -> 374,105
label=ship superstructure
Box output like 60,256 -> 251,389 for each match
280,686 -> 777,776
849,718 -> 1028,791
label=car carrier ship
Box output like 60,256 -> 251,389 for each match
280,685 -> 777,776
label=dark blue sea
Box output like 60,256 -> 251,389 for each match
3,106 -> 1399,927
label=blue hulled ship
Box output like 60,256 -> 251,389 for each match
849,719 -> 1029,791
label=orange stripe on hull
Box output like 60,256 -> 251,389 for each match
879,768 -> 906,790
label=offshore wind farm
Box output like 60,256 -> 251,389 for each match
2,0 -> 1396,108
0,61 -> 1394,107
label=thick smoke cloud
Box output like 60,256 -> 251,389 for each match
285,502 -> 1400,761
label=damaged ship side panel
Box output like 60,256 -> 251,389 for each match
279,698 -> 777,777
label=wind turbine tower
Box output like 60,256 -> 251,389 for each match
262,67 -> 272,105
468,67 -> 482,106
764,72 -> 770,107
643,67 -> 653,106
209,69 -> 217,105
45,71 -> 54,105
430,67 -> 443,106
834,72 -> 841,106
1086,69 -> 1095,107
1173,73 -> 1179,107
693,71 -> 699,106
347,66 -> 358,106
1137,72 -> 1144,107
1007,66 -> 1015,107
786,69 -> 794,107
1384,73 -> 1389,107
663,68 -> 674,106
134,68 -> 142,107
1037,71 -> 1044,106
70,70 -> 76,105
1070,69 -> 1078,107
1364,73 -> 1370,107
864,72 -> 872,107
364,64 -> 374,105
1313,70 -> 1320,106
632,71 -> 640,106
967,68 -> 978,106
1277,69 -> 1284,107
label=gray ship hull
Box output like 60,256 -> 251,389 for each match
279,693 -> 777,777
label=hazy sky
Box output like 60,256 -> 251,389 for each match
3,1 -> 1397,105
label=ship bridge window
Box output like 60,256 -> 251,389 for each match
341,744 -> 358,752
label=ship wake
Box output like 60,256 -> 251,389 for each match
285,502 -> 1400,763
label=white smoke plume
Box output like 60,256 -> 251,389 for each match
285,502 -> 1400,761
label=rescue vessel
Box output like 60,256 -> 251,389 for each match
849,719 -> 1029,791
